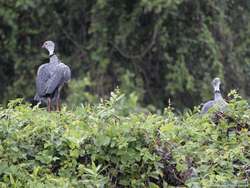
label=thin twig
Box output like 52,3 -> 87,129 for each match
110,23 -> 160,59
54,11 -> 85,50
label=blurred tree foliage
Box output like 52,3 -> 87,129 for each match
1,0 -> 250,109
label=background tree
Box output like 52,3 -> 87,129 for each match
0,0 -> 250,110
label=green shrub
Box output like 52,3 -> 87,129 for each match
0,91 -> 249,187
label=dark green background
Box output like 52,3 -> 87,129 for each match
1,0 -> 250,110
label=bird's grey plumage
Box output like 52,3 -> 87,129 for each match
201,100 -> 214,114
35,64 -> 50,97
201,77 -> 227,114
46,67 -> 64,94
34,41 -> 71,109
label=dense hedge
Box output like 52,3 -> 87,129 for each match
0,91 -> 249,187
1,0 -> 250,109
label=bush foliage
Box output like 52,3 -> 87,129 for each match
0,91 -> 249,187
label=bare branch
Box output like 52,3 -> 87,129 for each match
110,23 -> 160,59
54,11 -> 85,50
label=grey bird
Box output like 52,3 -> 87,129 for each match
34,41 -> 71,112
201,77 -> 227,114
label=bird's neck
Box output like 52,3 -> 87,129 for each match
49,54 -> 59,64
213,84 -> 220,92
47,47 -> 58,63
48,48 -> 54,56
214,89 -> 222,100
213,83 -> 222,100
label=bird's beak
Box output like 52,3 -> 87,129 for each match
41,44 -> 45,48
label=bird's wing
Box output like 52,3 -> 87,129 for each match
36,63 -> 50,96
63,64 -> 71,82
45,67 -> 64,95
201,100 -> 214,114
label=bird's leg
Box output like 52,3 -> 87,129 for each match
56,92 -> 61,112
51,105 -> 55,111
59,99 -> 61,111
56,98 -> 61,111
47,97 -> 51,112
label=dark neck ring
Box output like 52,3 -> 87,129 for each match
49,53 -> 56,58
214,90 -> 220,93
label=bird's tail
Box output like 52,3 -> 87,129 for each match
34,94 -> 41,101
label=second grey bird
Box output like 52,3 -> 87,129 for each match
34,41 -> 71,112
201,77 -> 227,114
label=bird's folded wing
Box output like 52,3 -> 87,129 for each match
36,64 -> 50,96
45,68 -> 64,94
63,65 -> 71,81
201,100 -> 214,114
